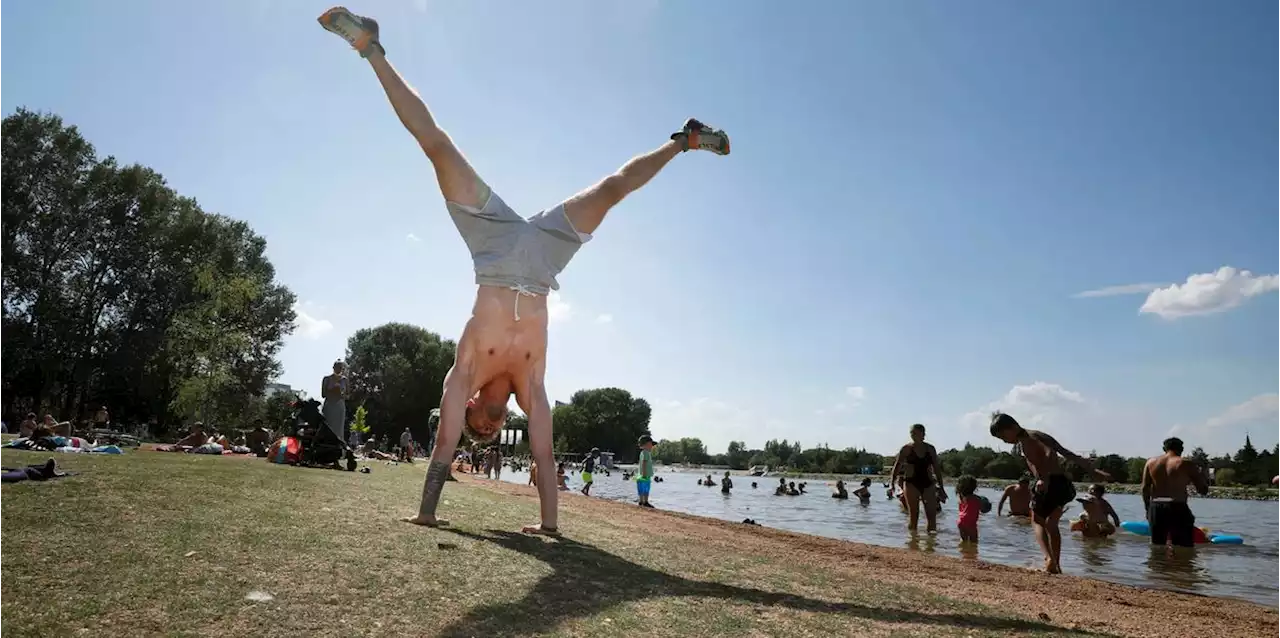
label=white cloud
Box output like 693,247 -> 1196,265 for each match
547,292 -> 573,322
293,303 -> 334,339
406,233 -> 421,242
595,313 -> 613,324
1073,282 -> 1164,298
960,382 -> 1088,431
845,386 -> 867,405
1204,394 -> 1279,430
1139,267 -> 1278,319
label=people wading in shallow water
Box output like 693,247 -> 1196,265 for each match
890,423 -> 946,533
998,475 -> 1033,517
989,412 -> 1110,573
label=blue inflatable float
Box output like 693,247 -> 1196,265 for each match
1119,520 -> 1243,545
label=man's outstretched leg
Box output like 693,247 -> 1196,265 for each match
559,119 -> 730,235
318,7 -> 488,209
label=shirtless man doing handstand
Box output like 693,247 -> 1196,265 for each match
989,412 -> 1110,573
319,7 -> 729,535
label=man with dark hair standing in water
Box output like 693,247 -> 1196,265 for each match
1141,437 -> 1209,548
318,7 -> 729,535
989,412 -> 1110,573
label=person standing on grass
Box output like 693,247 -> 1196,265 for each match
636,435 -> 656,508
487,446 -> 503,481
989,412 -> 1110,573
889,423 -> 946,534
399,427 -> 415,463
321,361 -> 348,442
1141,437 -> 1208,548
581,448 -> 600,496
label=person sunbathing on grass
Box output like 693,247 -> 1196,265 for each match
173,423 -> 208,449
316,7 -> 728,536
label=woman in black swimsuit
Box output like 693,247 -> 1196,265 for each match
890,423 -> 945,533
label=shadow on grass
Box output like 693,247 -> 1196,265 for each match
437,528 -> 1104,638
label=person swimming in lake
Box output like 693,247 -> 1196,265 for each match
989,412 -> 1110,574
852,478 -> 873,504
720,471 -> 733,494
832,479 -> 849,499
1074,484 -> 1119,538
956,475 -> 982,544
775,477 -> 788,495
786,481 -> 800,496
998,475 -> 1033,517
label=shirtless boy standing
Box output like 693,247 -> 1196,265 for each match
1141,437 -> 1209,547
318,7 -> 728,535
989,412 -> 1110,573
997,475 -> 1033,517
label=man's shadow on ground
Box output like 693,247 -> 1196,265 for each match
435,528 -> 1102,638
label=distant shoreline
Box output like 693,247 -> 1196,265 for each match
644,466 -> 1279,502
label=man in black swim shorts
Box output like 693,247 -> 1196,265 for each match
1141,437 -> 1208,548
990,413 -> 1111,573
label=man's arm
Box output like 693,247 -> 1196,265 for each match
1140,458 -> 1153,514
1105,501 -> 1120,527
1029,431 -> 1110,479
320,375 -> 328,398
1187,462 -> 1209,496
998,486 -> 1010,516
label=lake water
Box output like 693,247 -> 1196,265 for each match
499,467 -> 1278,607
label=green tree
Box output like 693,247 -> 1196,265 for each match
1126,457 -> 1147,485
726,441 -> 750,469
345,323 -> 456,445
549,388 -> 651,462
2,109 -> 294,428
1215,467 -> 1237,487
1095,454 -> 1130,483
985,453 -> 1025,480
1233,436 -> 1260,485
1188,446 -> 1210,468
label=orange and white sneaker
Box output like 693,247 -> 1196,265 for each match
671,118 -> 730,155
317,6 -> 384,58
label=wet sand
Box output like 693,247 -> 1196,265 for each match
474,476 -> 1278,638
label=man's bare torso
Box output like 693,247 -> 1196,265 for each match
1144,454 -> 1198,502
1004,484 -> 1031,513
457,286 -> 549,407
1020,430 -> 1065,478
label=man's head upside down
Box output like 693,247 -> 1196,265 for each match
464,376 -> 512,443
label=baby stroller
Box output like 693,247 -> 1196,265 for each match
293,398 -> 357,471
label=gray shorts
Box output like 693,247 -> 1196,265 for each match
447,191 -> 590,295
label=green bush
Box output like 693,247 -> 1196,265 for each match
1214,468 -> 1236,486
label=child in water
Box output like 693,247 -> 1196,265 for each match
1074,484 -> 1119,537
852,478 -> 873,504
720,471 -> 733,494
832,479 -> 849,499
956,475 -> 981,543
556,462 -> 570,491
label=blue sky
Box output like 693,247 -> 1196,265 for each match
4,1 -> 1276,457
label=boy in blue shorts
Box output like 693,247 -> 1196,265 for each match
636,435 -> 656,508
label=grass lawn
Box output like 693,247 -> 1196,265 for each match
1,449 -> 1270,637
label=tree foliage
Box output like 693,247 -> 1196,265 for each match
1,109 -> 295,432
344,322 -> 455,446
551,388 -> 652,462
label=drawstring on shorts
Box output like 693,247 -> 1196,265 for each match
509,285 -> 539,321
